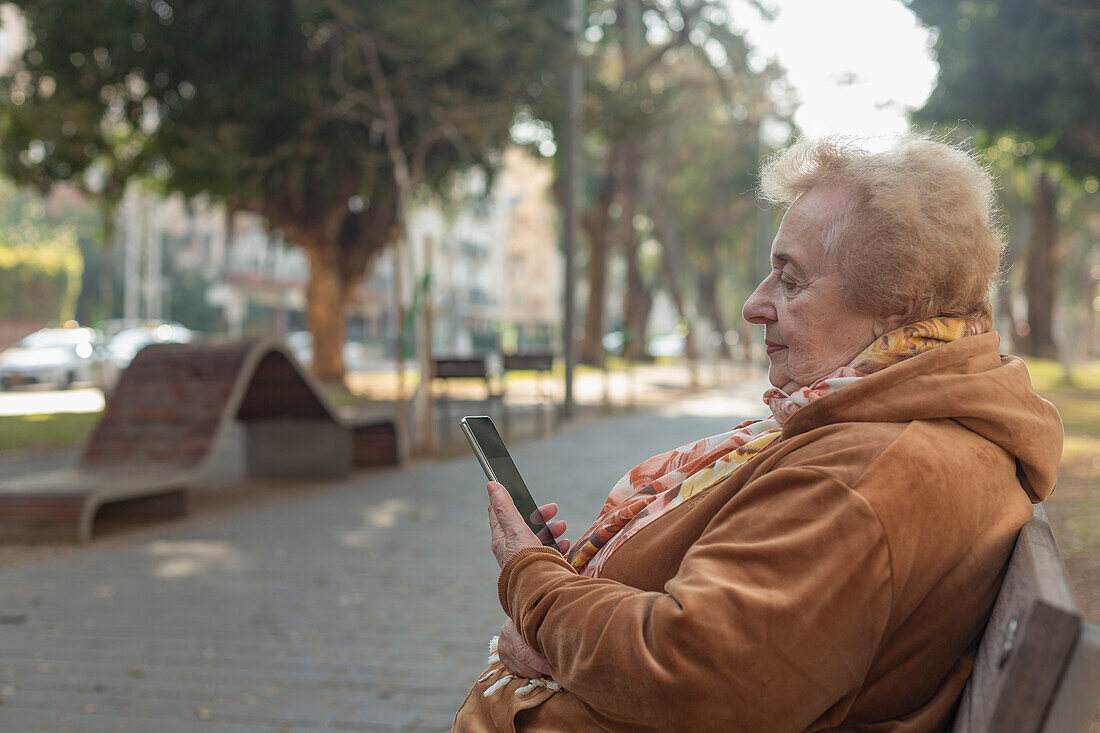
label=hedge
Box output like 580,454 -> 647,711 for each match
0,234 -> 83,321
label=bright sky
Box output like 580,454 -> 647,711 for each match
733,0 -> 940,140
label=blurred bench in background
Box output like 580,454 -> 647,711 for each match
0,340 -> 399,543
430,354 -> 560,442
430,357 -> 502,444
501,352 -> 557,436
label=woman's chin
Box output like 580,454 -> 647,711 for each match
766,358 -> 788,391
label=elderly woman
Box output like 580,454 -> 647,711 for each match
453,135 -> 1063,732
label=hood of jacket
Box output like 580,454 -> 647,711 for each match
780,331 -> 1063,503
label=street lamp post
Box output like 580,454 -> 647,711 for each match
562,0 -> 583,419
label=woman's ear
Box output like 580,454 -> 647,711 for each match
874,297 -> 922,336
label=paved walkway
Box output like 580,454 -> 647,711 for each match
0,377 -> 770,732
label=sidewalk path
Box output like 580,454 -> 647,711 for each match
0,377 -> 770,732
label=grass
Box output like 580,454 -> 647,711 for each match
0,411 -> 101,454
1022,358 -> 1100,620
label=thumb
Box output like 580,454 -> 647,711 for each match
488,482 -> 515,520
488,483 -> 527,532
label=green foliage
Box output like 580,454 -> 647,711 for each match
0,0 -> 563,246
0,236 -> 82,320
910,0 -> 1099,178
0,180 -> 84,321
0,0 -> 567,375
657,49 -> 791,323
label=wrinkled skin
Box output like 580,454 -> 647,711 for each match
742,185 -> 908,391
486,481 -> 570,678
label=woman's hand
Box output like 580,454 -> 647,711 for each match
486,482 -> 569,569
498,617 -> 551,679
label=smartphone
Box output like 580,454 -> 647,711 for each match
460,415 -> 557,548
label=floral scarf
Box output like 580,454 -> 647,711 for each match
567,316 -> 989,578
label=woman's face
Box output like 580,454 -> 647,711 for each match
742,186 -> 888,392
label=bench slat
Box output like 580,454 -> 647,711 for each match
951,505 -> 1096,733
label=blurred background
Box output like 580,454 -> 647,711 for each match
0,0 -> 1095,434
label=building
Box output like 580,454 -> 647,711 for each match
109,146 -> 563,361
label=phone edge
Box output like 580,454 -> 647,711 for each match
459,418 -> 498,484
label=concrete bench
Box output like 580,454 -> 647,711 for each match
0,339 -> 399,543
951,505 -> 1099,732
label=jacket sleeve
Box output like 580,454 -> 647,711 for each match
498,466 -> 894,732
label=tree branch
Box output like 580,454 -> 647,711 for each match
628,0 -> 707,78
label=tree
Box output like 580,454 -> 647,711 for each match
0,0 -> 562,379
0,4 -> 156,323
909,0 -> 1100,357
661,47 -> 790,352
567,0 -> 773,364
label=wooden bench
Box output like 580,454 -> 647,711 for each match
0,339 -> 400,543
431,357 -> 503,443
951,505 -> 1099,732
501,352 -> 557,436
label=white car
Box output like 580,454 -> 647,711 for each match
107,322 -> 195,370
0,327 -> 114,390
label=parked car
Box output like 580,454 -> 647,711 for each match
107,321 -> 195,370
0,327 -> 115,390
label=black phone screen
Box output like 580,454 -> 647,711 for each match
461,416 -> 556,547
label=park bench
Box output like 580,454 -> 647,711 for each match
0,339 -> 399,543
501,352 -> 557,436
430,354 -> 560,440
951,505 -> 1099,732
430,357 -> 503,443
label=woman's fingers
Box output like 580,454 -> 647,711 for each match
545,519 -> 567,538
489,484 -> 568,560
531,506 -> 567,544
498,619 -> 551,679
533,503 -> 559,523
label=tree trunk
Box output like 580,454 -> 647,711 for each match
698,244 -> 731,359
579,166 -> 617,365
620,131 -> 651,362
270,176 -> 398,382
622,254 -> 653,361
304,243 -> 349,381
1084,216 -> 1100,360
655,181 -> 699,385
996,248 -> 1019,352
617,0 -> 651,363
1023,171 -> 1059,358
655,182 -> 696,359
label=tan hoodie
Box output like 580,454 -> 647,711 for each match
454,332 -> 1063,732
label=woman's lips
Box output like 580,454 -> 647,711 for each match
765,341 -> 786,354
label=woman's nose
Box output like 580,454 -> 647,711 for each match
742,279 -> 774,325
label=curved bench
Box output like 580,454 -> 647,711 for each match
0,339 -> 399,543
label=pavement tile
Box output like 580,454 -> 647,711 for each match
0,378 -> 767,731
